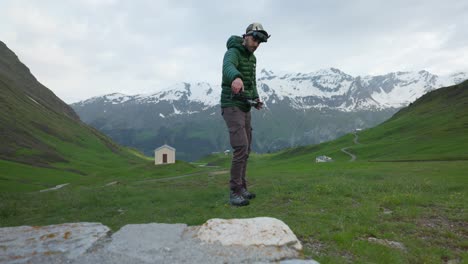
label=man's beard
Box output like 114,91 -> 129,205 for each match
247,45 -> 256,53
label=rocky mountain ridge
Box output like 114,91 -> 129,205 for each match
71,68 -> 467,161
74,68 -> 466,112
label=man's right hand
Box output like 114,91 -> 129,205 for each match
231,78 -> 244,94
254,98 -> 264,110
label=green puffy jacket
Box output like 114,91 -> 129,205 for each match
221,35 -> 259,112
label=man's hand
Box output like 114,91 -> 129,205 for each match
255,98 -> 264,110
231,78 -> 244,94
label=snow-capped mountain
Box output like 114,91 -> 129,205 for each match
259,68 -> 465,110
71,68 -> 467,161
75,68 -> 466,113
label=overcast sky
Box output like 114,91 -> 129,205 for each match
1,0 -> 467,103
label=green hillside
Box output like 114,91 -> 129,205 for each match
0,40 -> 128,167
266,80 -> 468,163
0,41 -> 205,192
355,80 -> 468,161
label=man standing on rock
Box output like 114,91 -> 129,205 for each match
221,23 -> 270,206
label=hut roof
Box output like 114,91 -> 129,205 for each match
154,144 -> 176,152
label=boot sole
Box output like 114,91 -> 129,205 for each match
229,200 -> 250,206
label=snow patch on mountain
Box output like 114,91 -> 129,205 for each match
78,93 -> 135,105
136,82 -> 219,106
172,105 -> 181,114
106,93 -> 134,104
367,71 -> 463,108
258,68 -> 353,99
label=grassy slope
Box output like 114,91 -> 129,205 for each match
0,40 -> 210,193
354,80 -> 468,161
1,40 -> 145,171
262,80 -> 468,163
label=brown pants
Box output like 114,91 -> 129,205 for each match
222,107 -> 252,193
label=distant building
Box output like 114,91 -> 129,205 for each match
154,144 -> 176,165
224,150 -> 231,155
316,155 -> 333,163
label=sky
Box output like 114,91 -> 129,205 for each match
1,0 -> 467,103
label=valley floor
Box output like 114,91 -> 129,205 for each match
1,157 -> 467,263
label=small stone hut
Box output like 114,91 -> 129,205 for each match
154,144 -> 176,165
315,155 -> 333,163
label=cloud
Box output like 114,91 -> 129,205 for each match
79,0 -> 117,7
0,0 -> 467,103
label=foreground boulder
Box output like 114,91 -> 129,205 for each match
0,222 -> 109,263
0,218 -> 315,263
196,217 -> 303,251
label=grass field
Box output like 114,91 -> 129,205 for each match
1,148 -> 467,263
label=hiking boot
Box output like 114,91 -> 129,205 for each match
240,188 -> 256,200
230,191 -> 250,206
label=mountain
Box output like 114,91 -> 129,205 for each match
0,40 -> 143,170
258,68 -> 465,110
71,68 -> 466,161
275,79 -> 468,162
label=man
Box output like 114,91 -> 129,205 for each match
221,23 -> 270,206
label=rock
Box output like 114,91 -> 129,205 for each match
367,237 -> 406,251
196,217 -> 303,251
380,207 -> 393,215
105,223 -> 306,263
104,181 -> 119,187
106,223 -> 187,263
0,222 -> 109,263
281,260 -> 320,264
0,218 -> 316,263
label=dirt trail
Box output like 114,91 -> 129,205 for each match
39,183 -> 69,192
341,132 -> 359,162
131,170 -> 229,185
341,147 -> 356,162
